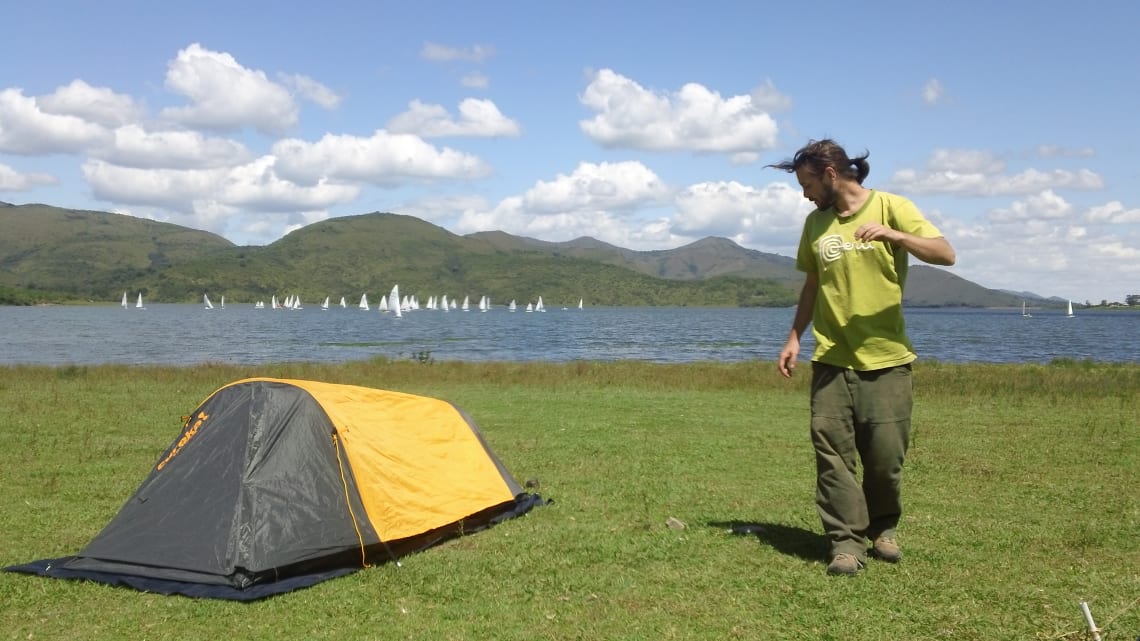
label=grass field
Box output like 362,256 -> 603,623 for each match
0,360 -> 1136,640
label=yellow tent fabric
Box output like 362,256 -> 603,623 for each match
225,378 -> 516,542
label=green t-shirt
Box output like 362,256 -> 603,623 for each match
795,190 -> 944,371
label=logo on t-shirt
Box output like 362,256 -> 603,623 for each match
818,234 -> 875,264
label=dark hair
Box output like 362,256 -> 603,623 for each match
767,139 -> 870,184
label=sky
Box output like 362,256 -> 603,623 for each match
2,1 -> 1138,304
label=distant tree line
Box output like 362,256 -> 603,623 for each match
0,286 -> 68,305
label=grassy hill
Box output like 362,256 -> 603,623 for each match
0,202 -> 1024,308
0,202 -> 233,298
468,232 -> 803,283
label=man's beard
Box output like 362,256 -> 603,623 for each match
816,183 -> 838,210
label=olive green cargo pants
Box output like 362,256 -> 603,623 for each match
810,362 -> 912,561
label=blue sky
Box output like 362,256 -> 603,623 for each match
2,1 -> 1138,304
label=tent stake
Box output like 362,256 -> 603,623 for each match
1079,600 -> 1101,641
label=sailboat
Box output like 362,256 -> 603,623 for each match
339,296 -> 347,309
220,295 -> 225,309
461,296 -> 470,312
536,296 -> 546,312
1066,300 -> 1075,318
135,293 -> 145,309
578,298 -> 583,310
204,294 -> 214,310
321,296 -> 330,310
509,299 -> 516,312
390,284 -> 402,318
1021,301 -> 1032,318
121,292 -> 128,309
359,294 -> 369,311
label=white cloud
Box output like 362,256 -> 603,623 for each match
0,87 -> 111,154
84,160 -> 227,211
221,156 -> 360,210
1088,240 -> 1140,260
83,157 -> 358,225
578,69 -> 779,155
94,124 -> 252,169
1036,144 -> 1095,158
672,180 -> 811,248
1086,201 -> 1140,224
932,195 -> 1140,302
750,79 -> 793,113
272,129 -> 492,186
922,78 -> 944,106
278,73 -> 342,109
988,189 -> 1073,223
0,162 -> 57,191
461,72 -> 489,89
452,161 -> 673,245
521,161 -> 670,214
928,149 -> 1006,174
38,79 -> 144,127
160,43 -> 298,134
387,98 -> 521,137
888,148 -> 1104,196
397,194 -> 493,227
420,42 -> 494,63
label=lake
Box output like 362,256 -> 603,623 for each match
2,304 -> 1138,366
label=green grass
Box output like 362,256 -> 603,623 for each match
0,360 -> 1137,640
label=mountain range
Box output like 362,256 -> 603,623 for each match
0,201 -> 1039,308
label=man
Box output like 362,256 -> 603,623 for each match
769,139 -> 956,576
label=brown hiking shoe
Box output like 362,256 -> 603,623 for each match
871,536 -> 902,562
826,553 -> 864,576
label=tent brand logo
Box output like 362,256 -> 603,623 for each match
819,234 -> 875,263
156,412 -> 209,471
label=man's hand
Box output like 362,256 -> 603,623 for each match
778,337 -> 799,378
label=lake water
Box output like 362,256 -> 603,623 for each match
2,304 -> 1138,366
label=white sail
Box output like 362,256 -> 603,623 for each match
390,284 -> 402,318
121,292 -> 128,309
339,296 -> 347,308
220,295 -> 225,309
359,294 -> 369,310
479,295 -> 488,312
578,298 -> 583,309
379,295 -> 389,312
204,294 -> 214,309
462,296 -> 470,311
536,296 -> 545,312
321,296 -> 330,310
1066,300 -> 1074,317
509,299 -> 516,312
135,293 -> 144,309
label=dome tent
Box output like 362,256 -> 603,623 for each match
6,378 -> 544,600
